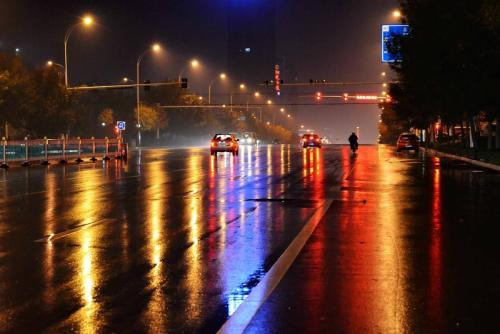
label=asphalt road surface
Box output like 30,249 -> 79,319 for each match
0,145 -> 499,333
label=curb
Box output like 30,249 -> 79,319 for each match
420,147 -> 500,172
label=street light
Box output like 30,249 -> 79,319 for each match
280,108 -> 285,113
136,43 -> 161,147
208,72 -> 227,104
230,83 -> 246,113
254,92 -> 260,97
393,10 -> 402,18
178,58 -> 200,82
47,60 -> 64,69
267,100 -> 272,105
64,15 -> 94,88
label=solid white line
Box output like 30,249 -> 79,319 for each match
216,199 -> 334,334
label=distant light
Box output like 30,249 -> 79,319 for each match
266,121 -> 271,125
267,100 -> 272,105
198,96 -> 203,100
222,104 -> 226,108
383,83 -> 387,87
123,77 -> 129,83
244,47 -> 251,53
393,10 -> 402,18
152,43 -> 161,52
287,114 -> 291,118
239,83 -> 246,89
47,60 -> 53,66
101,122 -> 106,127
191,59 -> 199,68
254,92 -> 260,97
381,72 -> 386,76
355,95 -> 378,100
15,48 -> 20,53
280,108 -> 285,113
220,73 -> 227,80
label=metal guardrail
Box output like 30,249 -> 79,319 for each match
0,136 -> 127,168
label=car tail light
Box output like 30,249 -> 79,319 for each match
211,141 -> 217,147
316,138 -> 320,142
309,136 -> 313,140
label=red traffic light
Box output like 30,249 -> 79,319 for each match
315,92 -> 322,100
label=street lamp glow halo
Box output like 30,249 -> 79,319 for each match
83,15 -> 94,26
152,43 -> 161,52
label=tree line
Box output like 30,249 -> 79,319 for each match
0,52 -> 295,144
380,0 -> 500,149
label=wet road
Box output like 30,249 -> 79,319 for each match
1,145 -> 499,333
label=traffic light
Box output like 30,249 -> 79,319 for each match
315,92 -> 322,101
181,78 -> 188,89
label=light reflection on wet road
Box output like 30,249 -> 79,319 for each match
1,145 -> 499,333
0,145 -> 342,333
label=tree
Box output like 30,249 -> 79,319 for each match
98,108 -> 114,126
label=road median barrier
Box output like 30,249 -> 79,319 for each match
0,136 -> 126,168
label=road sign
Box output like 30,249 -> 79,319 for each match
117,121 -> 126,131
382,24 -> 409,63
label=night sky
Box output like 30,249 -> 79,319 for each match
0,0 -> 398,143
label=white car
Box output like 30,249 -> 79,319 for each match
239,132 -> 259,145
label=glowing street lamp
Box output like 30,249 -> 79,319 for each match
393,10 -> 402,18
47,60 -> 64,69
208,73 -> 228,104
267,100 -> 272,105
136,43 -> 162,146
178,58 -> 201,82
254,92 -> 260,97
280,108 -> 285,113
64,14 -> 94,88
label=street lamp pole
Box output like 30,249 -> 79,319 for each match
64,15 -> 93,88
208,73 -> 226,105
135,44 -> 161,147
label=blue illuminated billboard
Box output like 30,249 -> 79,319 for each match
382,24 -> 410,63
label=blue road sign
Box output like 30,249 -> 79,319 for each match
117,121 -> 126,131
382,24 -> 410,63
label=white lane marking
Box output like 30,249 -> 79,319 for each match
217,199 -> 334,334
34,218 -> 115,243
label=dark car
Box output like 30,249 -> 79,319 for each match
396,133 -> 419,152
301,134 -> 322,148
210,134 -> 239,156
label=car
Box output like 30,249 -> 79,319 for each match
239,132 -> 259,145
301,133 -> 322,148
396,133 -> 419,152
210,134 -> 239,156
271,138 -> 281,145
